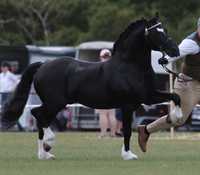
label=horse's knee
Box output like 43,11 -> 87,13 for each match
31,106 -> 48,127
31,107 -> 42,119
123,132 -> 131,138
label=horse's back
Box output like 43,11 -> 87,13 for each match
33,57 -> 105,103
34,57 -> 100,79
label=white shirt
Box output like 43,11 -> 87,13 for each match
0,71 -> 19,93
167,38 -> 200,62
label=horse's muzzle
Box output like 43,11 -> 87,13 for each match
164,38 -> 180,57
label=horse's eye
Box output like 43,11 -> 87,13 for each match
156,28 -> 164,33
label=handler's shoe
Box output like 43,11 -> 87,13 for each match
121,145 -> 138,160
137,125 -> 150,152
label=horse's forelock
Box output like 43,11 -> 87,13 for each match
147,17 -> 159,28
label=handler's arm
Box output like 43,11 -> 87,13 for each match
166,39 -> 200,62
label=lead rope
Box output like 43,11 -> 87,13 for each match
160,52 -> 192,82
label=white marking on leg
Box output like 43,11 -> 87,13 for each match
38,139 -> 44,159
121,145 -> 138,160
43,127 -> 55,147
169,106 -> 183,124
174,106 -> 183,119
37,139 -> 55,160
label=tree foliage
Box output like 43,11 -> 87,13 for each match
0,0 -> 199,46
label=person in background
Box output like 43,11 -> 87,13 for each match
0,61 -> 19,106
96,49 -> 117,138
115,109 -> 123,137
138,17 -> 200,153
10,62 -> 18,74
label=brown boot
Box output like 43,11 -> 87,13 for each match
137,125 -> 150,152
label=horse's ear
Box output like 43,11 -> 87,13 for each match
141,17 -> 148,24
141,17 -> 147,23
155,12 -> 160,19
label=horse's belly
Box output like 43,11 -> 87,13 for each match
74,89 -> 138,109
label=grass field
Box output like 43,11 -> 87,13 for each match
1,132 -> 200,175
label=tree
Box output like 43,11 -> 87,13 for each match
0,0 -> 200,46
0,0 -> 90,45
80,2 -> 137,42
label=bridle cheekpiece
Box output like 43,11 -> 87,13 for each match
145,22 -> 162,36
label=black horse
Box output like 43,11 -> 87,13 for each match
1,15 -> 180,160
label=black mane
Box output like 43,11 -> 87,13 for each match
112,19 -> 146,54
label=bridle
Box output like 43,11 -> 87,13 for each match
145,22 -> 192,82
159,51 -> 180,78
145,22 -> 162,35
159,52 -> 193,82
145,22 -> 169,51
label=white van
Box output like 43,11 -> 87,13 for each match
76,41 -> 113,62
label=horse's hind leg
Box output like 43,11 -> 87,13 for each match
31,106 -> 55,160
121,107 -> 138,160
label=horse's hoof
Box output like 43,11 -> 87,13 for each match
38,151 -> 55,160
170,106 -> 183,124
121,145 -> 138,160
174,106 -> 183,119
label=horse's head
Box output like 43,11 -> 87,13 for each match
145,15 -> 180,57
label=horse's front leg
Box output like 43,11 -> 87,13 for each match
151,90 -> 180,106
151,91 -> 183,119
121,107 -> 138,160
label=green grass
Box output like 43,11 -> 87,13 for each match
1,132 -> 200,175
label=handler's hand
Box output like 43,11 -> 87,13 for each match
158,57 -> 168,65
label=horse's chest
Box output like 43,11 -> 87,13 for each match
112,71 -> 154,99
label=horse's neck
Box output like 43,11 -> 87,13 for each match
113,42 -> 152,69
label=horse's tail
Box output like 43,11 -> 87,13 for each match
1,62 -> 43,130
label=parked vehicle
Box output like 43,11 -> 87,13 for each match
0,45 -> 76,74
76,41 -> 113,62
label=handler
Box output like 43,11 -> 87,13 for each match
138,17 -> 200,152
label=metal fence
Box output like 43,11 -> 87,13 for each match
0,92 -> 101,131
1,92 -> 200,132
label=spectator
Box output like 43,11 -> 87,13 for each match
0,61 -> 19,106
115,109 -> 123,137
96,49 -> 117,138
51,106 -> 72,131
10,62 -> 18,74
